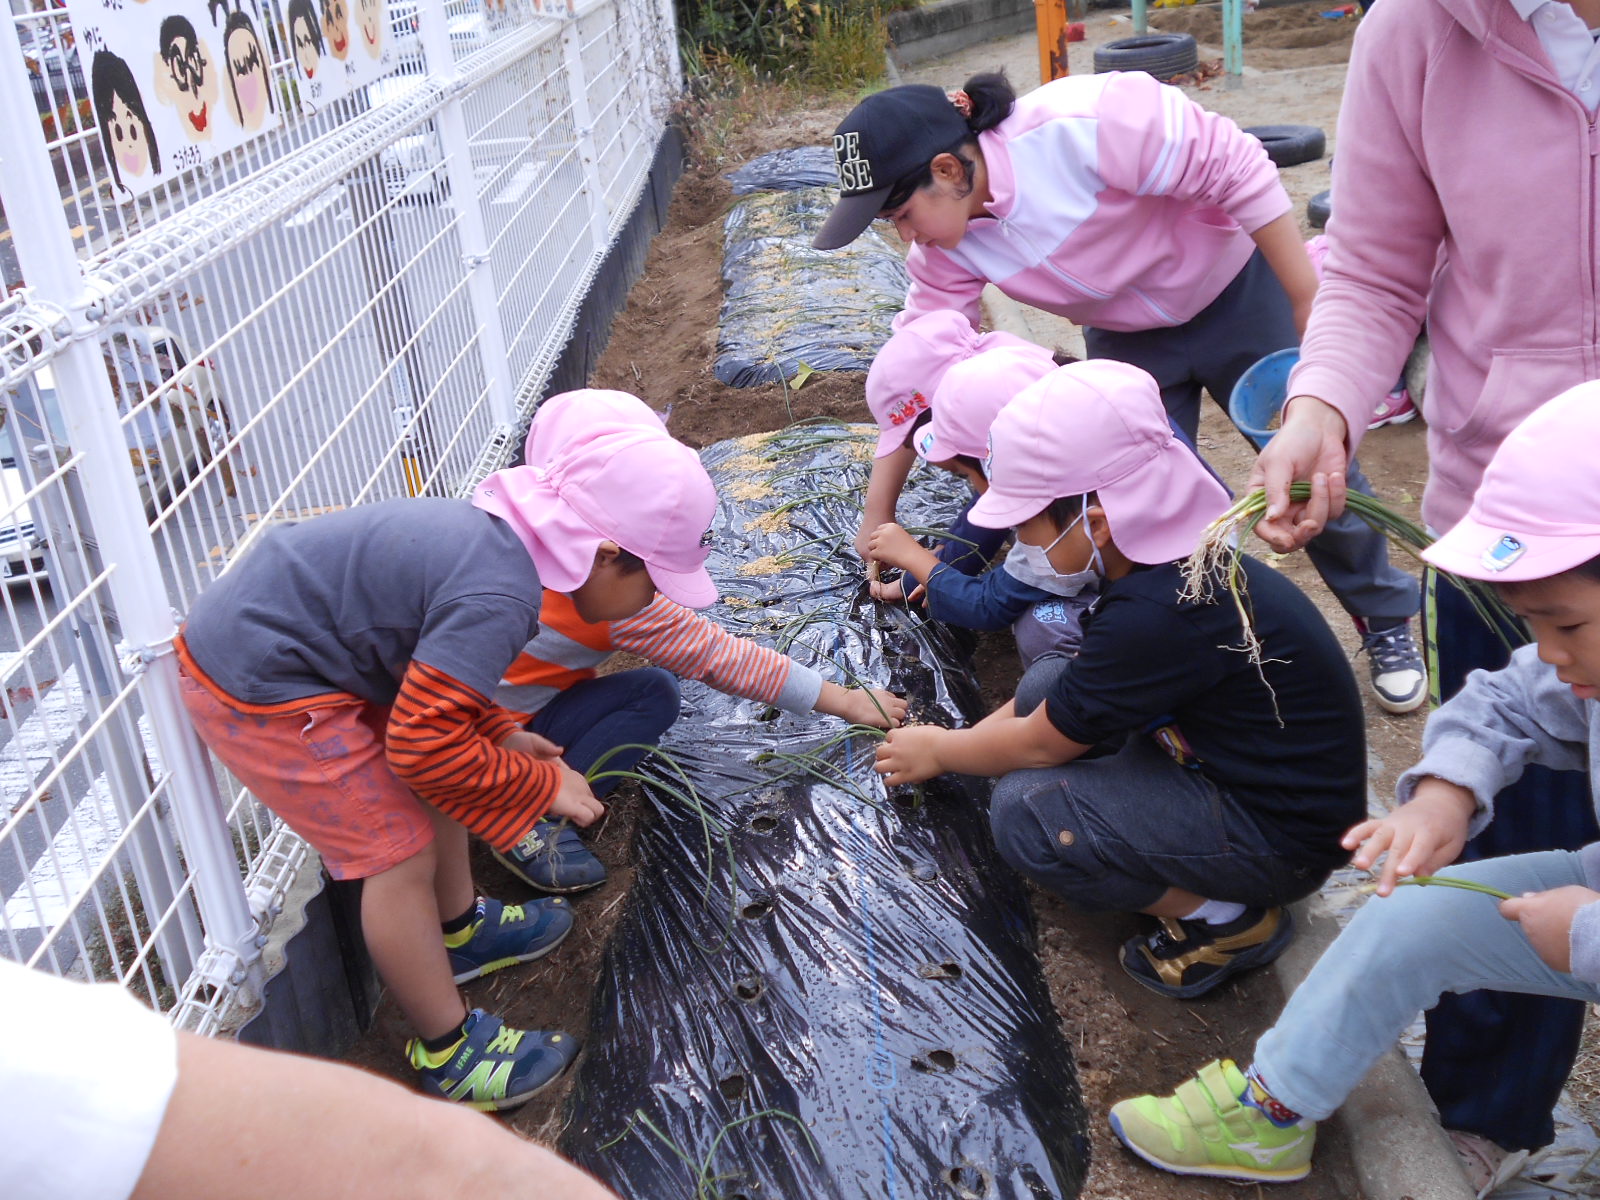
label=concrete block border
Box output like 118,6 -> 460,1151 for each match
888,0 -> 1037,67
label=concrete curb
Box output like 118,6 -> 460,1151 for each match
1279,900 -> 1477,1200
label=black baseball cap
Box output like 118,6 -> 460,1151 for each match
812,85 -> 971,251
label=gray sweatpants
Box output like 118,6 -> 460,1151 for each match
1084,251 -> 1418,624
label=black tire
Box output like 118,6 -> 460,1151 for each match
1092,33 -> 1199,80
1242,124 -> 1327,168
1307,189 -> 1332,229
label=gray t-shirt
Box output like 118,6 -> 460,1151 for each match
182,498 -> 543,707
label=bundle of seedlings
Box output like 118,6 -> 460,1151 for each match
1181,483 -> 1527,672
561,423 -> 1090,1199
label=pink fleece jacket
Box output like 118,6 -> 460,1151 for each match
893,72 -> 1290,335
1288,0 -> 1600,533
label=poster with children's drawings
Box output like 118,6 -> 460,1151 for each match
67,0 -> 284,200
281,0 -> 396,116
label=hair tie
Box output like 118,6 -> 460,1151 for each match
947,89 -> 973,118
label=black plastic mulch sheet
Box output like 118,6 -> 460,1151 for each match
561,424 -> 1089,1200
726,147 -> 840,195
715,185 -> 910,387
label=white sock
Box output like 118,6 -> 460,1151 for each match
1184,898 -> 1248,925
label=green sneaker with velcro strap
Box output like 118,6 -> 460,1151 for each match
1108,1058 -> 1316,1183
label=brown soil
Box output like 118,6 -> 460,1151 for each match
1150,3 -> 1360,71
343,22 -> 1412,1197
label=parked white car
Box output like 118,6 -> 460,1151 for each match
2,326 -> 233,585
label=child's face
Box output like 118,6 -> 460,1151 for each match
1015,508 -> 1096,574
1501,572 -> 1600,701
570,543 -> 657,623
881,158 -> 973,251
109,93 -> 152,179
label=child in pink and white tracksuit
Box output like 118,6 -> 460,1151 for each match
816,71 -> 1424,712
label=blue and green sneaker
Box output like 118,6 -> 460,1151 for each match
445,895 -> 572,985
407,1009 -> 577,1111
1109,1059 -> 1315,1183
493,818 -> 608,893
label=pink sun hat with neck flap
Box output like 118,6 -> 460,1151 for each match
914,342 -> 1057,464
522,388 -> 667,465
969,360 -> 1232,564
1424,381 -> 1600,583
866,310 -> 1042,458
474,423 -> 718,609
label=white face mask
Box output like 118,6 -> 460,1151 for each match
1002,509 -> 1102,597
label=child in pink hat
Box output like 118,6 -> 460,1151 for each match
858,309 -> 1056,594
1111,380 -> 1600,1185
484,392 -> 906,896
875,360 -> 1366,1002
866,346 -> 1091,665
176,398 -> 720,1112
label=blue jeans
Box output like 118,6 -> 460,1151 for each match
988,656 -> 1324,912
1419,570 -> 1598,1149
526,668 -> 681,799
1253,848 -> 1600,1122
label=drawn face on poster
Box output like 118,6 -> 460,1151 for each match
286,0 -> 324,80
321,0 -> 350,62
151,17 -> 218,142
354,0 -> 383,59
207,0 -> 275,132
92,49 -> 162,196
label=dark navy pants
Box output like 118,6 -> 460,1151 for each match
1419,570 -> 1598,1151
1084,251 -> 1419,624
526,668 -> 681,798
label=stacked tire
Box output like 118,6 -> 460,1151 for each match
1092,33 -> 1199,80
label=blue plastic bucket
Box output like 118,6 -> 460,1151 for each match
1229,347 -> 1301,450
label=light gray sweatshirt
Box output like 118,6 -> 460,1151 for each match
1396,644 -> 1600,985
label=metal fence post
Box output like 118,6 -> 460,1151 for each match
416,0 -> 522,432
559,11 -> 617,256
0,17 -> 260,990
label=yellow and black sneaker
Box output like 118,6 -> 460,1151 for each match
407,1009 -> 577,1111
1119,906 -> 1294,999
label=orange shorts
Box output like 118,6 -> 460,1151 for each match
178,668 -> 434,880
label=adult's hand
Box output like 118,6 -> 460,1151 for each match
1248,396 -> 1350,552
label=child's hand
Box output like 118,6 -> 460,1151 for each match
866,522 -> 925,571
1500,887 -> 1600,974
547,762 -> 605,827
815,681 -> 907,728
1343,777 -> 1476,895
499,729 -> 564,759
869,575 -> 927,605
873,725 -> 947,785
848,687 -> 908,729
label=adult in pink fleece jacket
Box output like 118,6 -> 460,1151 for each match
1252,0 -> 1600,1166
816,72 -> 1426,712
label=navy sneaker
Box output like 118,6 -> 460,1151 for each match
407,1009 -> 577,1111
1120,907 -> 1294,999
1360,622 -> 1427,714
446,896 -> 572,985
492,818 -> 607,893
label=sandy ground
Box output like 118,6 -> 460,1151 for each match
339,9 -> 1428,1197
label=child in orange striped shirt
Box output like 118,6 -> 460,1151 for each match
176,392 -> 721,1111
488,388 -> 905,892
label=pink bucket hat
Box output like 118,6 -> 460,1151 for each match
865,310 -> 1041,458
1424,381 -> 1600,582
914,343 -> 1057,464
522,388 -> 667,465
474,425 -> 718,608
968,360 -> 1232,564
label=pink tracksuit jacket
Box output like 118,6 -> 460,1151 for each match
1289,0 -> 1600,533
893,72 -> 1290,335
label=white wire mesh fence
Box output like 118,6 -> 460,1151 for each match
0,0 -> 680,1033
